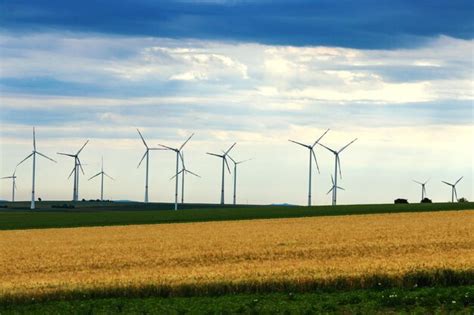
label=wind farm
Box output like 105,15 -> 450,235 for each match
0,1 -> 473,313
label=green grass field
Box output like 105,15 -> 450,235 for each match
1,286 -> 472,314
0,201 -> 472,230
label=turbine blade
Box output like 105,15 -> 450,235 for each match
88,172 -> 101,180
337,155 -> 342,179
237,158 -> 253,164
185,170 -> 201,178
77,159 -> 85,174
36,151 -> 57,163
33,127 -> 36,151
137,129 -> 148,149
170,169 -> 184,180
338,138 -> 358,153
331,174 -> 335,185
179,133 -> 194,151
57,153 -> 76,158
224,142 -> 237,155
17,153 -> 34,167
1,176 -> 13,179
76,140 -> 89,155
413,180 -> 422,185
224,156 -> 231,173
227,155 -> 236,164
158,144 -> 176,151
326,186 -> 334,195
104,172 -> 115,180
317,142 -> 337,154
454,187 -> 458,200
311,149 -> 320,173
337,186 -> 345,191
206,152 -> 223,158
312,128 -> 330,147
179,151 -> 185,169
424,178 -> 430,185
455,176 -> 463,185
67,167 -> 76,179
288,139 -> 310,149
137,151 -> 147,168
441,180 -> 453,186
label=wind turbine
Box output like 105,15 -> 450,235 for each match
318,137 -> 357,206
57,140 -> 89,202
441,177 -> 463,202
289,129 -> 329,206
207,142 -> 236,205
228,155 -> 252,205
158,133 -> 195,210
137,129 -> 163,203
413,179 -> 429,200
175,151 -> 200,204
16,127 -> 56,210
88,157 -> 114,201
1,169 -> 17,202
327,175 -> 344,199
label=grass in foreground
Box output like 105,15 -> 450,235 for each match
1,211 -> 473,303
0,201 -> 472,230
1,286 -> 473,314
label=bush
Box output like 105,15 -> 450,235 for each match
421,198 -> 432,203
458,197 -> 469,203
394,199 -> 409,204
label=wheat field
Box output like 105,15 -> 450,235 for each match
0,210 -> 473,301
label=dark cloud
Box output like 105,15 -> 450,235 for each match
1,0 -> 472,49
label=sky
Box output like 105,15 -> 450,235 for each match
0,0 -> 472,205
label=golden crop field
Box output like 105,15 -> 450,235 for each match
0,210 -> 473,301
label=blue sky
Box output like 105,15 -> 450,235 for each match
0,1 -> 472,204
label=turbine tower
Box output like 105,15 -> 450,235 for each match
176,151 -> 200,204
207,143 -> 236,205
318,138 -> 357,206
1,169 -> 17,202
228,155 -> 252,206
57,140 -> 89,202
137,129 -> 162,203
158,133 -> 195,210
170,152 -> 200,205
327,175 -> 344,198
16,127 -> 56,210
441,177 -> 463,202
289,129 -> 329,206
413,179 -> 429,200
88,157 -> 114,201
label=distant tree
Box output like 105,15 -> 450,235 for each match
421,198 -> 432,203
394,198 -> 408,204
38,197 -> 42,202
458,197 -> 469,203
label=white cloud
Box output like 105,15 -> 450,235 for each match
0,32 -> 472,204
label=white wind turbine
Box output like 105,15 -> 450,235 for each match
413,179 -> 429,200
441,176 -> 463,202
318,138 -> 357,206
207,143 -> 236,205
170,151 -> 200,205
1,169 -> 17,202
137,129 -> 163,203
158,133 -> 195,210
16,127 -> 56,210
327,175 -> 344,199
88,157 -> 115,201
289,129 -> 329,206
57,140 -> 89,202
228,155 -> 252,205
